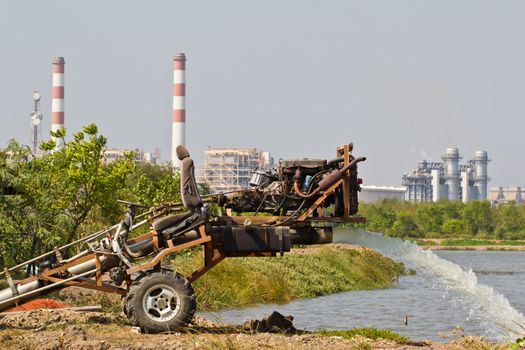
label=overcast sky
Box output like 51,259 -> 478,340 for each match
1,1 -> 524,186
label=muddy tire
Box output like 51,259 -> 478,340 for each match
124,270 -> 196,333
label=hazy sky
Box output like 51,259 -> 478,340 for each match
1,1 -> 524,186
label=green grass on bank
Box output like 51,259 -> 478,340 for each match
174,247 -> 406,311
316,328 -> 409,343
416,238 -> 525,246
53,246 -> 406,313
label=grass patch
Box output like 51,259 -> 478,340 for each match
415,238 -> 525,247
414,239 -> 438,246
317,328 -> 409,343
442,239 -> 525,246
174,247 -> 406,311
52,246 -> 406,313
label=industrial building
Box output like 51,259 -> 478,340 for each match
197,148 -> 273,193
359,186 -> 406,203
103,148 -> 159,164
402,148 -> 490,203
489,187 -> 525,205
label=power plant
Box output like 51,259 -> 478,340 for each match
402,148 -> 490,203
490,187 -> 525,205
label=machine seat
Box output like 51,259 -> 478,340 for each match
152,212 -> 193,232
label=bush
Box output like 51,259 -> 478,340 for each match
442,219 -> 463,235
355,200 -> 525,240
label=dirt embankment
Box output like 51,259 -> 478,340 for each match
0,309 -> 504,350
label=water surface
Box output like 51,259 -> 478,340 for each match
199,230 -> 525,341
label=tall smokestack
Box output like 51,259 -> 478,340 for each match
51,57 -> 65,150
473,151 -> 489,200
172,53 -> 186,168
442,148 -> 461,201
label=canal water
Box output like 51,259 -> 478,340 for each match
199,229 -> 525,342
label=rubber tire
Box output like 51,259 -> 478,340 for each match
124,270 -> 196,333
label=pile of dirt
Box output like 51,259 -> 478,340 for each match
58,286 -> 121,309
7,298 -> 69,312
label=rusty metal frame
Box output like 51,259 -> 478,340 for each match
339,144 -> 351,220
126,226 -> 211,275
0,144 -> 364,306
297,178 -> 345,221
41,275 -> 127,295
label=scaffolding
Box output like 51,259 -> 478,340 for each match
197,148 -> 272,193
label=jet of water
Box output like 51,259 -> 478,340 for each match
335,229 -> 525,339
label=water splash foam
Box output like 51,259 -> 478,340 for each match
335,229 -> 525,339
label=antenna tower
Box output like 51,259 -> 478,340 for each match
30,91 -> 43,156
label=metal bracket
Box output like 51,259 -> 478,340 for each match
53,247 -> 64,264
4,268 -> 18,296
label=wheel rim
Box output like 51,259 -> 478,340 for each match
142,284 -> 182,322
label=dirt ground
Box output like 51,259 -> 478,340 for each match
0,309 -> 505,350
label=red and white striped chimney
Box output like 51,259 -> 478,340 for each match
51,57 -> 65,150
172,53 -> 186,168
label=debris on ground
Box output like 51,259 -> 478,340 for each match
242,311 -> 296,333
0,308 -> 503,349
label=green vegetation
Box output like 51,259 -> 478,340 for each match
54,246 -> 406,313
508,336 -> 525,350
0,125 -> 180,269
316,328 -> 409,343
417,238 -> 525,246
174,247 -> 406,311
355,199 -> 525,240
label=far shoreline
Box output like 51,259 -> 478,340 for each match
420,245 -> 525,251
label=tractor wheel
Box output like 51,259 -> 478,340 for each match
124,269 -> 196,333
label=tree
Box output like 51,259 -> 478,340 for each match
390,211 -> 421,238
494,204 -> 524,239
462,201 -> 493,235
360,201 -> 397,232
133,165 -> 181,206
416,204 -> 444,234
0,125 -> 136,266
442,219 -> 464,236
